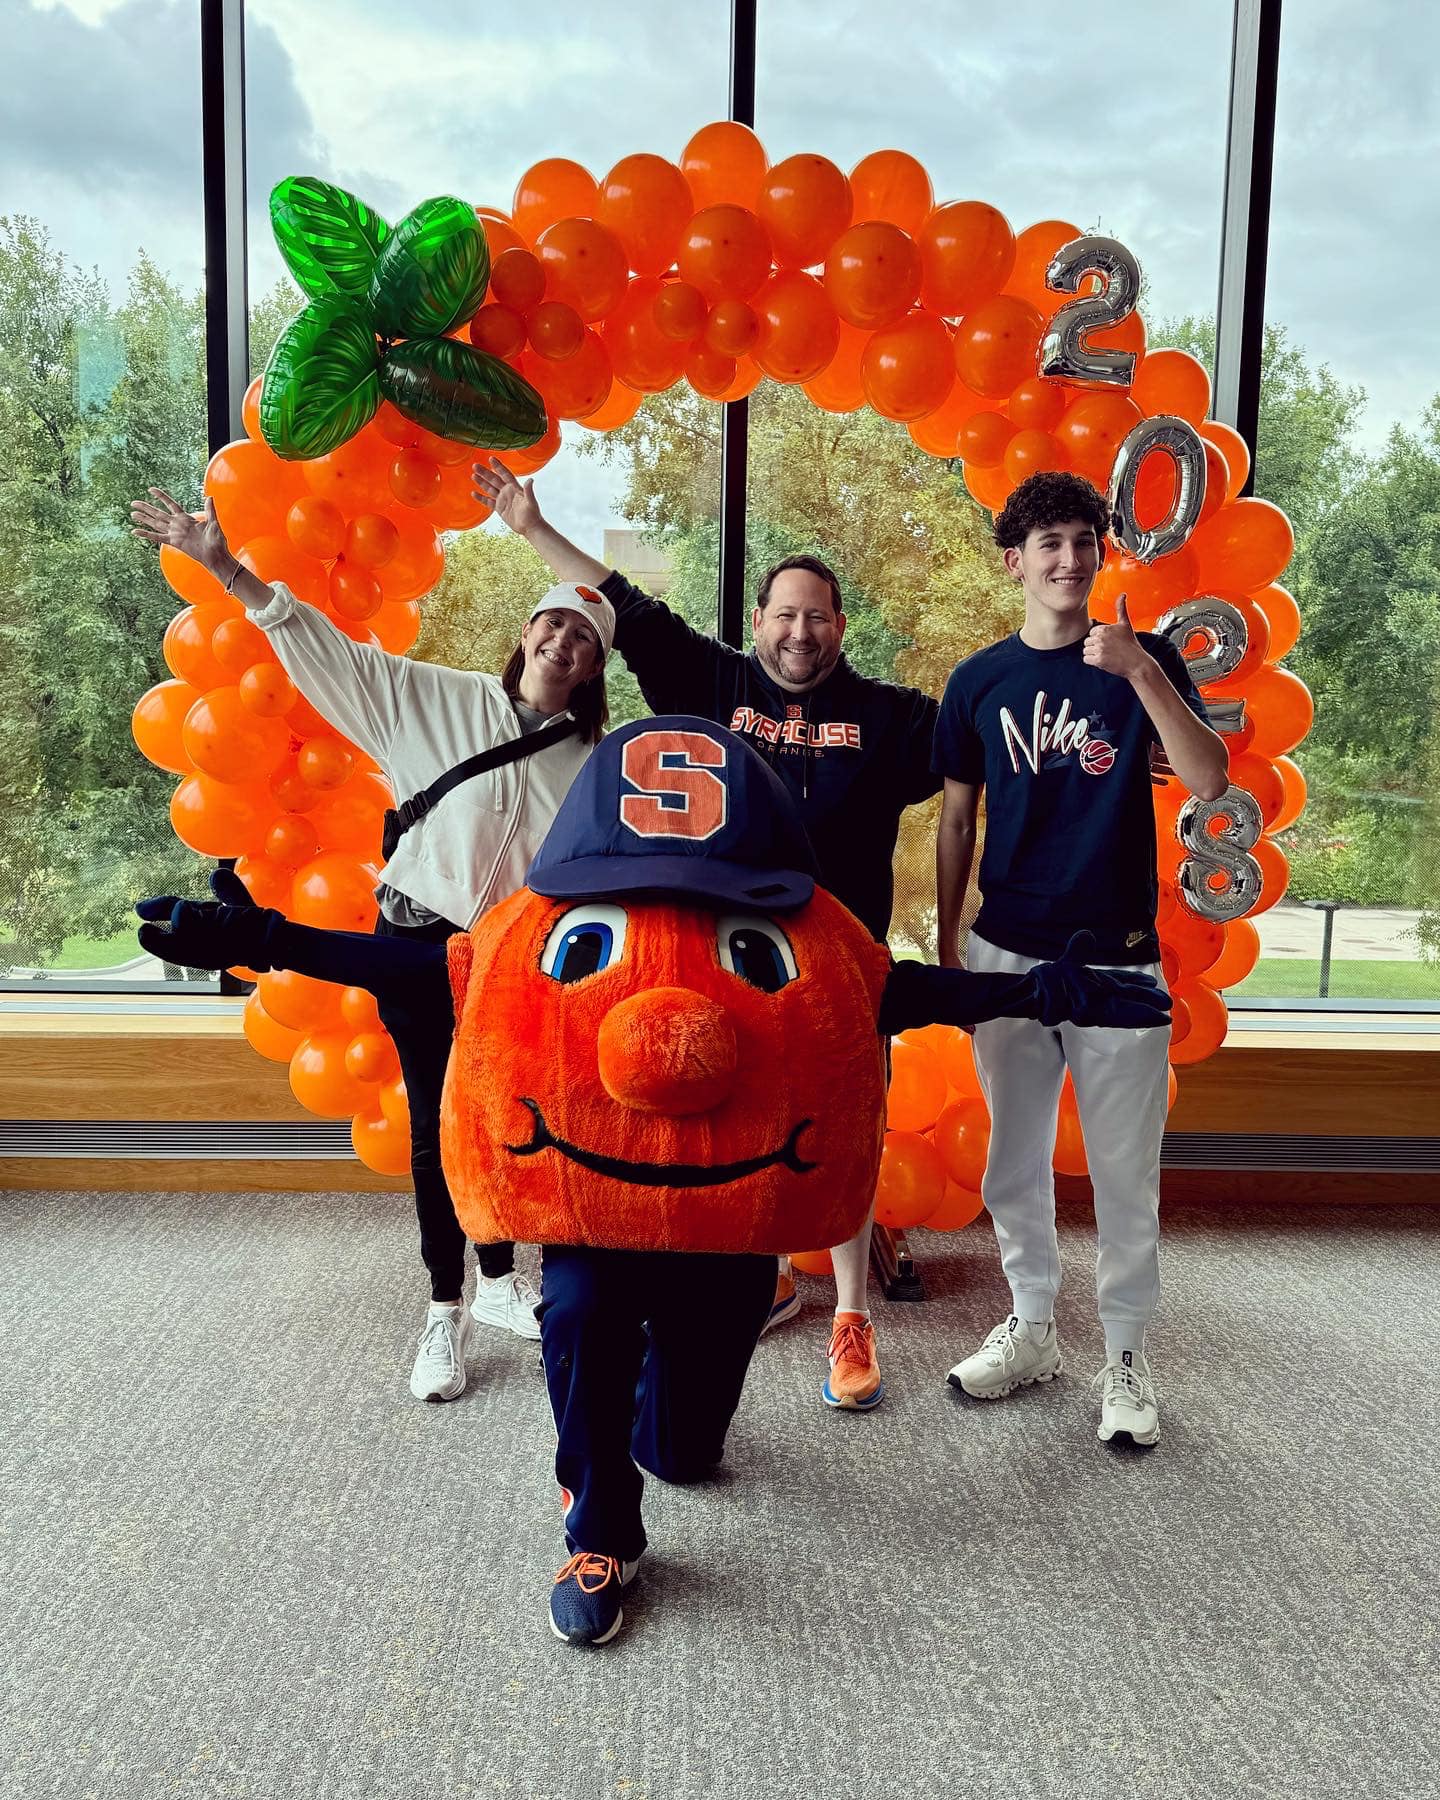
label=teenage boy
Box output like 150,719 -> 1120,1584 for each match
474,457 -> 941,1413
934,470 -> 1227,1445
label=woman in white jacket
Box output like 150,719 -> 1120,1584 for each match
132,486 -> 614,1403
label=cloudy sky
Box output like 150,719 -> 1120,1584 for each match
5,0 -> 1437,547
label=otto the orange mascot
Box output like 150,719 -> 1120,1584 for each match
139,715 -> 1167,1647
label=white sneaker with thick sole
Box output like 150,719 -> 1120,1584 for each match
470,1270 -> 543,1340
947,1315 -> 1063,1400
410,1305 -> 471,1402
1095,1355 -> 1160,1445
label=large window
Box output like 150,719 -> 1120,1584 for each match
1,0 -> 209,984
1244,0 -> 1440,1006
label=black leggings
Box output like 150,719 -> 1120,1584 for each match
373,913 -> 514,1298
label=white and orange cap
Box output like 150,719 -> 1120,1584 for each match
526,582 -> 616,661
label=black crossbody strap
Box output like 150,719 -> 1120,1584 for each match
390,712 -> 578,838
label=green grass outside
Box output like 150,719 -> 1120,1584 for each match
5,929 -> 141,972
1232,957 -> 1440,1001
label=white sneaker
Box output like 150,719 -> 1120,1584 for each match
470,1270 -> 543,1341
947,1315 -> 1063,1400
1094,1354 -> 1160,1446
409,1304 -> 471,1402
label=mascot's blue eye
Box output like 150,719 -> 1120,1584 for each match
541,903 -> 629,984
716,914 -> 798,993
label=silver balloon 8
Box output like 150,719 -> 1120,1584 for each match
1176,787 -> 1264,922
1038,236 -> 1141,387
1155,597 -> 1249,686
1108,415 -> 1207,563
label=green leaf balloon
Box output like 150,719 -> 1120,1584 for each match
379,338 -> 546,450
260,299 -> 382,461
269,176 -> 390,305
369,196 -> 490,341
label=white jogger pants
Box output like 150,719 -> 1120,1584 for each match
967,932 -> 1171,1341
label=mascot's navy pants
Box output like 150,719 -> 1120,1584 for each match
540,1246 -> 777,1560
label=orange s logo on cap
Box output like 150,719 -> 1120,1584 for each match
576,585 -> 603,604
619,731 -> 728,841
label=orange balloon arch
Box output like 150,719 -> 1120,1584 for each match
132,123 -> 1309,1180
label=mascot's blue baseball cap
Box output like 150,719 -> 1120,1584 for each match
526,715 -> 817,911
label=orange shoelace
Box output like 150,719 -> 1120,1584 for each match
554,1552 -> 620,1593
827,1319 -> 874,1369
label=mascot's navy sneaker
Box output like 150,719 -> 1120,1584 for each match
549,1552 -> 640,1646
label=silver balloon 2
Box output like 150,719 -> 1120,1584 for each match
1108,415 -> 1207,563
1175,786 -> 1264,922
1038,236 -> 1141,388
1155,596 -> 1249,686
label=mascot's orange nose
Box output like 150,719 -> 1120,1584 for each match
597,987 -> 739,1115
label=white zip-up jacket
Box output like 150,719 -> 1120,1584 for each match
248,584 -> 593,929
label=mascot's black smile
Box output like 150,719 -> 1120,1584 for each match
505,1098 -> 817,1187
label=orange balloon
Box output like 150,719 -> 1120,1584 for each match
270,756 -> 321,814
489,247 -> 547,315
352,1103 -> 412,1176
159,543 -> 229,607
243,990 -> 303,1063
377,515 -> 445,603
329,560 -> 384,620
653,281 -> 708,343
847,150 -> 933,235
759,154 -> 852,268
237,534 -> 328,608
241,375 -> 264,441
932,1097 -> 992,1193
686,344 -> 739,401
803,321 -> 870,414
963,461 -> 1013,512
1161,907 -> 1226,981
678,205 -> 773,301
289,1029 -> 372,1119
922,1179 -> 986,1232
388,448 -> 442,508
512,158 -> 599,245
341,985 -> 383,1033
1053,391 -> 1143,486
1202,916 -> 1260,991
873,1130 -> 948,1230
296,736 -> 355,792
285,494 -> 346,560
603,277 -> 689,392
704,299 -> 760,357
753,271 -> 840,384
577,380 -> 644,432
789,1248 -> 834,1277
1006,375 -> 1066,432
680,121 -> 768,211
523,329 -> 613,420
862,310 -> 953,420
1243,666 -> 1314,759
1004,428 -> 1066,483
132,679 -> 201,773
204,439 -> 305,547
302,431 -> 395,516
1256,583 -> 1301,662
536,218 -> 629,322
211,615 -> 271,678
919,202 -> 1016,316
933,1025 -> 981,1096
886,1038 -> 948,1132
345,1029 -> 400,1085
1005,219 -> 1082,312
290,851 -> 380,932
170,772 -> 271,857
307,771 -> 390,856
952,294 -> 1043,399
238,661 -> 298,717
1168,981 -> 1229,1065
908,379 -> 986,457
956,409 -> 1015,469
1131,348 -> 1212,426
824,221 -> 921,329
266,812 -> 320,869
1225,750 -> 1285,830
1090,548 -> 1199,629
182,686 -> 290,782
1271,755 -> 1307,832
257,967 -> 343,1033
597,153 -> 694,277
502,417 -> 562,476
1199,420 -> 1250,498
476,206 -> 524,257
1190,498 -> 1296,591
469,301 -> 528,359
232,851 -> 293,911
713,357 -> 763,403
1052,1077 -> 1087,1177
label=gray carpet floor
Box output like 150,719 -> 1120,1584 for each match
3,1188 -> 1437,1800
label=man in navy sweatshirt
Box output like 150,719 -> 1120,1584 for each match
474,457 -> 940,1414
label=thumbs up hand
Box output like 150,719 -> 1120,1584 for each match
1083,593 -> 1153,682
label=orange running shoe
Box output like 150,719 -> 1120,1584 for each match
823,1310 -> 884,1411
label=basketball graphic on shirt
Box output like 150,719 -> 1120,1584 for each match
1078,736 -> 1116,776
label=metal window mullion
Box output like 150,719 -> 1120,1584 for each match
1213,0 -> 1282,493
201,0 -> 249,457
717,0 -> 757,647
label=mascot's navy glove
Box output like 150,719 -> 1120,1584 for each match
135,868 -> 280,971
1028,933 -> 1171,1029
878,932 -> 1171,1035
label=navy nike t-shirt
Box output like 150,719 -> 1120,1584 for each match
932,630 -> 1208,963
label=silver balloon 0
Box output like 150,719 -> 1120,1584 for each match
1175,786 -> 1264,922
1038,236 -> 1141,387
1108,415 -> 1207,563
1155,597 -> 1249,686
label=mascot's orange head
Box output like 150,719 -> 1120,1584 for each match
440,717 -> 890,1254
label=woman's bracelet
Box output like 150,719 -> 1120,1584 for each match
222,558 -> 243,595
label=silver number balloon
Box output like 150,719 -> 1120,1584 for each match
1202,696 -> 1248,737
1155,597 -> 1249,686
1108,415 -> 1207,563
1038,236 -> 1141,387
1175,787 -> 1265,922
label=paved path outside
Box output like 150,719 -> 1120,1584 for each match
1256,902 -> 1423,961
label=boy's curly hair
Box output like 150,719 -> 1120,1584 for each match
993,471 -> 1111,552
